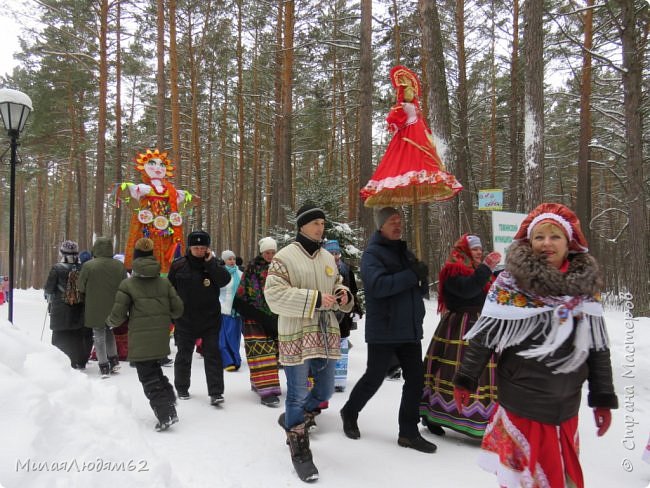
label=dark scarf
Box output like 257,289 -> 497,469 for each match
296,232 -> 321,256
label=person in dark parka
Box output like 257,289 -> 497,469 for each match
78,237 -> 127,377
168,230 -> 231,405
44,240 -> 92,369
108,238 -> 184,431
340,207 -> 437,454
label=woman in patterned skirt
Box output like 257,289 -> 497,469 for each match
420,234 -> 501,438
234,237 -> 282,408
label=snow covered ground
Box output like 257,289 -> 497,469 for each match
0,288 -> 649,488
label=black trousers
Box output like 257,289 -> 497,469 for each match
174,326 -> 224,396
134,359 -> 176,418
343,341 -> 424,438
51,328 -> 94,367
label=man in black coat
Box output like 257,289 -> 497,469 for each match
340,207 -> 437,453
168,230 -> 231,405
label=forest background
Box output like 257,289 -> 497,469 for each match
0,0 -> 648,313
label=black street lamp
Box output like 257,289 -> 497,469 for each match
0,88 -> 33,324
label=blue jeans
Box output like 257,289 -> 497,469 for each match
282,358 -> 337,429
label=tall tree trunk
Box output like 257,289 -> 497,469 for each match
206,71 -> 215,239
279,0 -> 295,223
420,0 -> 459,258
522,0 -> 544,209
156,0 -> 166,148
94,0 -> 109,237
270,0 -> 284,228
618,0 -> 649,313
169,0 -> 181,176
576,0 -> 593,244
358,0 -> 373,240
251,29 -> 262,255
508,0 -> 521,212
454,0 -> 473,232
489,0 -> 497,189
114,0 -> 123,250
391,0 -> 401,62
32,157 -> 48,286
78,100 -> 89,243
188,12 -> 203,227
234,0 -> 245,253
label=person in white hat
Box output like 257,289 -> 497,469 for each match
233,237 -> 282,408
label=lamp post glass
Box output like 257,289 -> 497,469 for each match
0,88 -> 33,323
0,88 -> 33,133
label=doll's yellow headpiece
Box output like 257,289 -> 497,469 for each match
135,148 -> 174,177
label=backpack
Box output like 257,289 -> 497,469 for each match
63,265 -> 83,305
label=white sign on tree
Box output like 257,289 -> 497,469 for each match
491,211 -> 526,265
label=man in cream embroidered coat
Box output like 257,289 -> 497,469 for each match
264,203 -> 353,482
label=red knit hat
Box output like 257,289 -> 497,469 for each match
514,203 -> 589,253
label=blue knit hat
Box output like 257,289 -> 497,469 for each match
324,240 -> 341,254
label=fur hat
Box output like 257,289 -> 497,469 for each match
296,203 -> 326,228
259,237 -> 277,253
134,237 -> 154,259
466,235 -> 482,249
221,250 -> 236,261
187,230 -> 210,247
323,239 -> 341,254
374,207 -> 400,229
514,203 -> 588,253
60,240 -> 79,255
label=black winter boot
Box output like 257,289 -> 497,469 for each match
304,410 -> 320,433
99,363 -> 111,379
154,405 -> 173,432
286,423 -> 318,482
108,356 -> 120,374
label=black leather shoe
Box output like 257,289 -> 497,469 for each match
423,418 -> 446,436
398,434 -> 437,453
340,409 -> 360,439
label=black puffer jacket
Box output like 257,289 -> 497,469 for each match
44,262 -> 84,331
454,242 -> 618,424
168,253 -> 230,333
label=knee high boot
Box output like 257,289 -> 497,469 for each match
286,423 -> 319,482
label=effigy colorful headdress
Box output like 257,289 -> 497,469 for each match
390,65 -> 421,101
135,148 -> 175,178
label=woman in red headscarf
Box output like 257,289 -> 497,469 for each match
454,203 -> 618,488
420,234 -> 501,439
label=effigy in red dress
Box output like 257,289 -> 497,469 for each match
112,149 -> 196,274
360,66 -> 462,207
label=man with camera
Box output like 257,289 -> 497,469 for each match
168,230 -> 230,406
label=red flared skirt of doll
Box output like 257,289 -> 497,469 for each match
360,119 -> 463,207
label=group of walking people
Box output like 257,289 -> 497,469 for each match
43,200 -> 617,487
